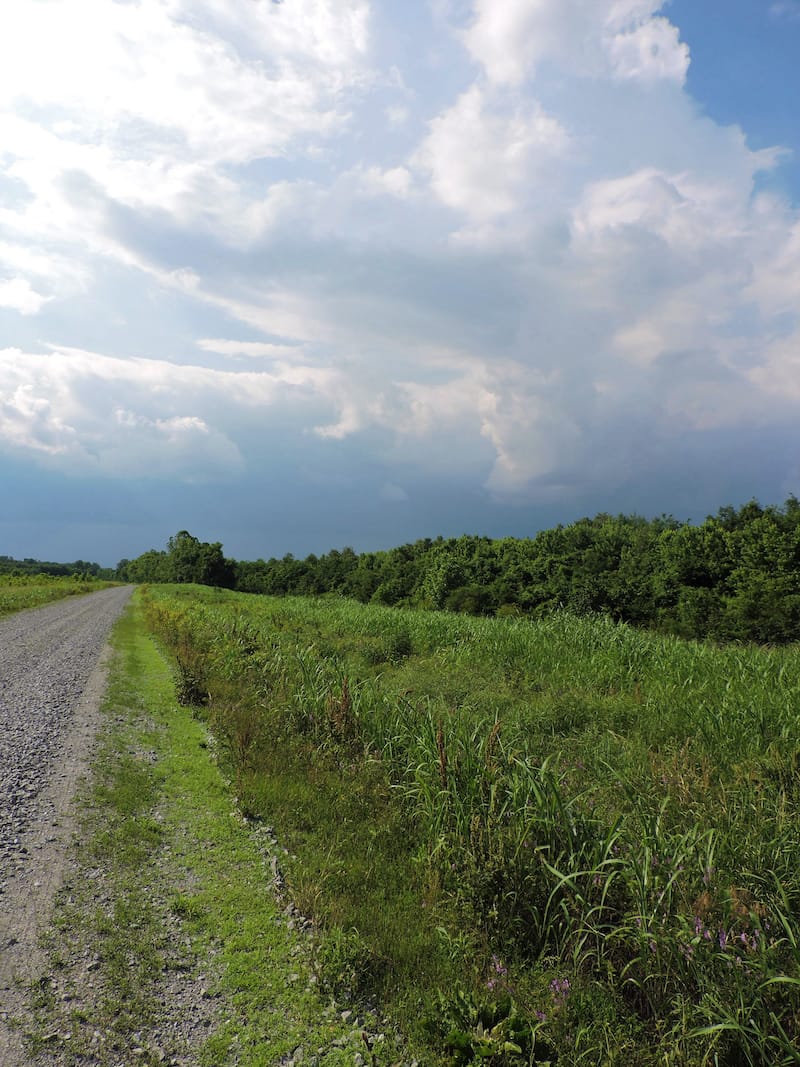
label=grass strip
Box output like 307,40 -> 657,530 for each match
0,576 -> 118,617
31,595 -> 408,1066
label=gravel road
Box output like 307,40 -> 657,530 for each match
0,585 -> 133,1062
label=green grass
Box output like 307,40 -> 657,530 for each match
140,583 -> 800,1065
0,573 -> 118,616
31,596 -> 404,1066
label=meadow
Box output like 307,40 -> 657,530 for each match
0,573 -> 118,617
142,584 -> 800,1065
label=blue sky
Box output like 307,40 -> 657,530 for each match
1,0 -> 799,566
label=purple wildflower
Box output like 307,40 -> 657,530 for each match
550,977 -> 571,1004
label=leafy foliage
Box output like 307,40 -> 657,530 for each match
124,498 -> 800,642
120,530 -> 234,588
0,554 -> 115,580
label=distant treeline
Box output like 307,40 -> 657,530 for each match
119,498 -> 800,643
0,555 -> 116,580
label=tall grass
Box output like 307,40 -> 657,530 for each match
142,585 -> 800,1065
0,573 -> 118,617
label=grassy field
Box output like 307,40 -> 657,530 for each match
141,584 -> 800,1065
0,574 -> 118,617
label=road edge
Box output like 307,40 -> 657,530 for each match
0,642 -> 114,1065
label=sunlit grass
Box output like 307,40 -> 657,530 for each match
0,573 -> 117,616
143,584 -> 800,1065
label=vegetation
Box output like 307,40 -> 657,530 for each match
124,497 -> 800,644
32,601 -> 400,1065
0,554 -> 116,580
117,530 -> 234,588
142,583 -> 800,1066
0,572 -> 118,617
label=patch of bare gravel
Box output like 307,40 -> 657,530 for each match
0,587 -> 133,1066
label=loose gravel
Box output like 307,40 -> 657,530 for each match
0,586 -> 132,875
0,586 -> 132,1062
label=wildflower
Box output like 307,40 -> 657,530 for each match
550,977 -> 571,1004
718,929 -> 728,951
534,1010 -> 547,1023
694,915 -> 703,936
492,955 -> 508,976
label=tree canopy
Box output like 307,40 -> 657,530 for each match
121,498 -> 800,644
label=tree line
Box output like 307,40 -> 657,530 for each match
0,555 -> 116,581
119,498 -> 800,643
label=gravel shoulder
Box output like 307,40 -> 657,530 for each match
0,587 -> 133,1065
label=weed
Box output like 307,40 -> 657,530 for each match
139,584 -> 800,1065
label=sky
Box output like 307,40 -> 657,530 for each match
1,0 -> 799,566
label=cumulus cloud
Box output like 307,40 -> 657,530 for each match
413,84 -> 568,221
461,0 -> 688,86
0,0 -> 371,270
0,0 -> 797,534
0,0 -> 368,164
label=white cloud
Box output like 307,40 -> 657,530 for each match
605,16 -> 689,83
0,0 -> 367,165
0,345 -> 358,478
0,0 -> 372,278
0,277 -> 51,315
461,0 -> 688,86
744,213 -> 800,316
355,165 -> 414,199
413,84 -> 568,221
196,338 -> 307,361
0,0 -> 797,520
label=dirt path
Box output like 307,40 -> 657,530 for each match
0,589 -> 132,1065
